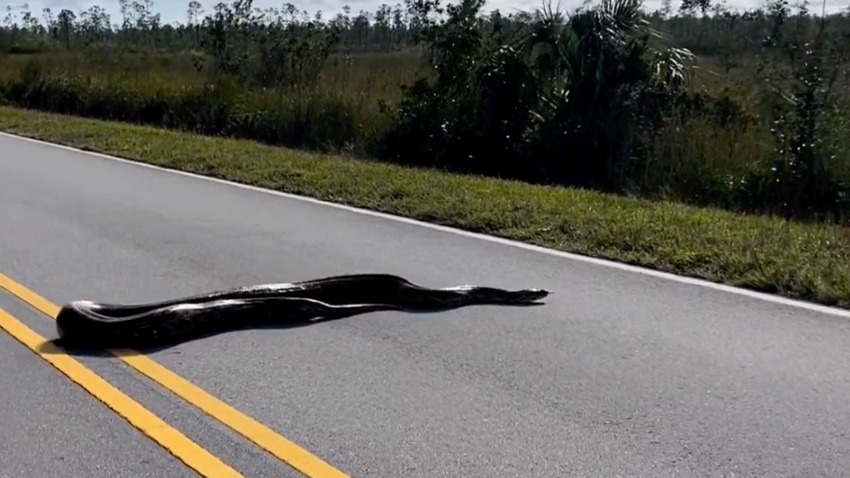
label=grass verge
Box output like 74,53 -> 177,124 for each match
2,105 -> 849,309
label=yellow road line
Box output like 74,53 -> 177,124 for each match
0,306 -> 245,478
0,272 -> 351,478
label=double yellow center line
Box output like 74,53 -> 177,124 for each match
0,271 -> 350,478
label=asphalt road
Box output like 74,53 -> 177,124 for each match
0,302 -> 196,478
1,132 -> 850,478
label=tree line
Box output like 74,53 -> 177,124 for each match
1,0 -> 847,55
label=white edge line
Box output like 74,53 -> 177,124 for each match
3,130 -> 849,319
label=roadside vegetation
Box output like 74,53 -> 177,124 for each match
0,0 -> 849,306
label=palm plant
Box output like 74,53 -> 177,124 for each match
386,0 -> 696,190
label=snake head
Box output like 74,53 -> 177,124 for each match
511,288 -> 550,303
446,285 -> 551,305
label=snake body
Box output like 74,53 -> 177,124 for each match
55,273 -> 549,348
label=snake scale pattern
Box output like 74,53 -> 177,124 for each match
55,274 -> 550,348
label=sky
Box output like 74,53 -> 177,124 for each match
4,0 -> 848,26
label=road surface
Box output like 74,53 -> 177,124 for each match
1,131 -> 849,478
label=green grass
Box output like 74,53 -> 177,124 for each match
2,105 -> 849,308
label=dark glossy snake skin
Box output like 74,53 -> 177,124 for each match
55,274 -> 550,348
